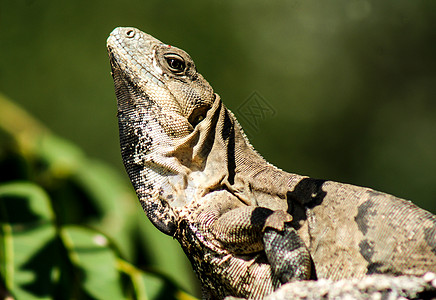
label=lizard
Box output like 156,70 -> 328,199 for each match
107,27 -> 436,299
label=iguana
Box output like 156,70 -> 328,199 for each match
107,27 -> 436,299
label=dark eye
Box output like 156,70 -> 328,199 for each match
165,54 -> 186,74
188,106 -> 209,127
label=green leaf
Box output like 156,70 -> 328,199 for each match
60,226 -> 125,299
72,159 -> 138,260
0,181 -> 57,300
117,259 -> 198,300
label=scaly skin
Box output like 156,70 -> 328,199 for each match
107,27 -> 436,299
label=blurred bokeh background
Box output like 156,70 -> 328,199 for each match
1,0 -> 436,298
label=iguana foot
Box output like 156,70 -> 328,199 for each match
263,225 -> 314,283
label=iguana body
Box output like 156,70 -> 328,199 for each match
107,27 -> 436,299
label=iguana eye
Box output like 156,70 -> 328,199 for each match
188,106 -> 209,127
164,54 -> 186,74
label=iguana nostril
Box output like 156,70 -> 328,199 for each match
126,29 -> 135,38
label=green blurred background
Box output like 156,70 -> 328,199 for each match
1,0 -> 436,297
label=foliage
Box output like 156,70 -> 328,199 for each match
0,94 -> 198,300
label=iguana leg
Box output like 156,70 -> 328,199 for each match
211,206 -> 281,254
263,224 -> 314,283
210,205 -> 313,281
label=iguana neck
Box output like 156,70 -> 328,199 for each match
186,94 -> 299,208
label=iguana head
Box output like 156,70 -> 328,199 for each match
107,27 -> 223,234
108,27 -> 216,136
